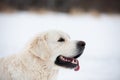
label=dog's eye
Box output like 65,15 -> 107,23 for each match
58,38 -> 65,42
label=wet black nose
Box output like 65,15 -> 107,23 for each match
77,41 -> 86,47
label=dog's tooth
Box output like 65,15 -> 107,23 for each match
71,60 -> 75,64
63,58 -> 65,61
62,58 -> 65,61
74,60 -> 77,64
71,59 -> 77,64
66,59 -> 69,62
60,56 -> 65,61
65,59 -> 67,61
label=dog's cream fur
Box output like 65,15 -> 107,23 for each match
0,30 -> 78,80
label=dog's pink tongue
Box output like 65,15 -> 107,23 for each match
74,65 -> 80,71
74,60 -> 80,71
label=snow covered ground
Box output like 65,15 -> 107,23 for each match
0,12 -> 120,80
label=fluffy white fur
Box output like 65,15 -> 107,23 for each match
0,30 -> 78,80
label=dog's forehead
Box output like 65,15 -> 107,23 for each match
47,31 -> 70,39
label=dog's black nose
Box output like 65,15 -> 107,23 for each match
77,41 -> 86,47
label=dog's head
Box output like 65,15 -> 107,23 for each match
28,30 -> 85,71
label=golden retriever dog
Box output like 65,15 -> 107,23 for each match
0,30 -> 86,80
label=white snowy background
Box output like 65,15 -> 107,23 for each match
0,12 -> 120,80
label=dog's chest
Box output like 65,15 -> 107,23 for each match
8,64 -> 59,80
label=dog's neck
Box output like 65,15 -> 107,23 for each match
19,51 -> 59,80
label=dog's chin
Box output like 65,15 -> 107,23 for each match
55,54 -> 81,71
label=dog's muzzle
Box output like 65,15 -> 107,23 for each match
55,41 -> 86,71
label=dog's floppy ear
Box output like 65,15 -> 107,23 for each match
28,33 -> 50,60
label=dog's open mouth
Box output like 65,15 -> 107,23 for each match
55,55 -> 80,71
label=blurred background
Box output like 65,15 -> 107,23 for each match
0,0 -> 120,13
0,0 -> 120,80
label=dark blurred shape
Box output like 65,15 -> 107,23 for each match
0,0 -> 120,13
